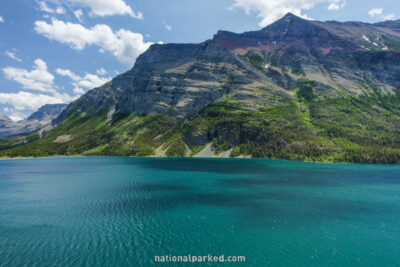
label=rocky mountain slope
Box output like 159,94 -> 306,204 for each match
27,104 -> 67,122
1,14 -> 400,163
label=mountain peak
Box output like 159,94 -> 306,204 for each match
275,12 -> 305,23
259,12 -> 309,33
281,12 -> 300,20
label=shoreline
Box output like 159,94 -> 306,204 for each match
1,154 -> 399,166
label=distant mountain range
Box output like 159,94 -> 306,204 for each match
0,103 -> 66,138
0,114 -> 12,126
1,13 -> 400,163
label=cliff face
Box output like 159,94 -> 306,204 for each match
56,41 -> 268,124
111,41 -> 262,117
2,14 -> 400,163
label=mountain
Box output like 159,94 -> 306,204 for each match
2,14 -> 400,163
0,104 -> 67,138
28,104 -> 67,122
0,114 -> 12,126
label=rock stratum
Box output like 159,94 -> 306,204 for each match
2,13 -> 400,163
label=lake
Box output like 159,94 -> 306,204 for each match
0,157 -> 399,266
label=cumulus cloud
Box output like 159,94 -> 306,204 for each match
54,68 -> 79,80
162,21 -> 172,31
5,51 -> 22,62
55,67 -> 111,94
368,8 -> 383,17
383,13 -> 395,20
0,59 -> 111,119
37,0 -> 142,19
3,59 -> 55,93
230,0 -> 346,27
0,16 -> 3,23
56,7 -> 66,14
69,0 -> 143,19
38,1 -> 65,14
368,8 -> 396,21
34,18 -> 152,64
96,68 -> 107,75
74,9 -> 83,22
73,87 -> 85,94
327,0 -> 346,11
38,1 -> 54,13
0,91 -> 73,112
2,107 -> 25,122
7,112 -> 25,122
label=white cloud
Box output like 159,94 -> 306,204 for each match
54,68 -> 80,80
368,8 -> 395,21
37,0 -> 143,18
0,91 -> 72,111
327,3 -> 339,10
74,9 -> 83,22
162,21 -> 172,31
9,115 -> 24,122
38,1 -> 54,13
327,0 -> 346,11
56,7 -> 66,14
0,16 -> 3,23
76,73 -> 110,89
383,13 -> 395,20
55,67 -> 111,94
69,0 -> 143,19
73,87 -> 85,94
96,68 -> 107,75
230,0 -> 348,27
38,1 -> 65,14
368,8 -> 383,17
2,108 -> 25,122
3,59 -> 55,93
5,51 -> 22,62
2,107 -> 28,122
34,18 -> 153,64
0,59 -> 100,119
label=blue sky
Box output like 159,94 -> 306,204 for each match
0,0 -> 398,121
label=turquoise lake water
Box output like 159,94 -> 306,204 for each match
0,157 -> 399,266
